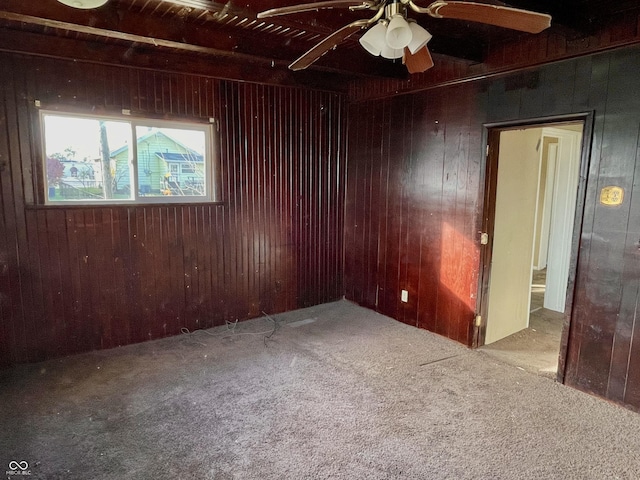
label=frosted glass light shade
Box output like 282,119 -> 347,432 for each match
408,23 -> 432,54
359,22 -> 388,56
57,0 -> 108,8
381,44 -> 404,59
386,15 -> 413,50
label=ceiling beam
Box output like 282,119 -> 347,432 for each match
0,0 -> 403,78
0,0 -> 301,61
0,27 -> 355,91
0,10 -> 276,64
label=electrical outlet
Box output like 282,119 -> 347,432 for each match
401,290 -> 408,303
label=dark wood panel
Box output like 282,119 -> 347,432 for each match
397,98 -> 416,327
0,67 -> 18,367
348,14 -> 640,102
413,97 -> 441,334
0,51 -> 346,365
616,120 -> 640,405
343,103 -> 360,304
367,101 -> 386,311
381,101 -> 405,324
346,44 -> 640,411
345,84 -> 482,345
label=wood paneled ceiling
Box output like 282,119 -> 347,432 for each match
0,0 -> 639,79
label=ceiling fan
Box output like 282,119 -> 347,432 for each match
257,0 -> 552,74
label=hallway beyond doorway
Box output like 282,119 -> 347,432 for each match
481,268 -> 564,378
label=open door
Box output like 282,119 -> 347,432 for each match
483,128 -> 543,344
475,118 -> 587,373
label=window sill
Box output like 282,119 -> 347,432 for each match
25,201 -> 227,210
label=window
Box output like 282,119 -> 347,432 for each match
41,111 -> 214,204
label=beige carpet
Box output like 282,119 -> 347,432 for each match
1,300 -> 639,479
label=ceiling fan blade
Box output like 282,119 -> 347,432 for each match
412,1 -> 551,34
289,19 -> 369,70
403,46 -> 434,73
258,0 -> 376,18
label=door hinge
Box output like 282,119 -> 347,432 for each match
480,232 -> 489,245
486,144 -> 490,156
475,315 -> 482,327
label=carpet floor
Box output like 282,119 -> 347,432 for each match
1,300 -> 639,479
481,268 -> 565,378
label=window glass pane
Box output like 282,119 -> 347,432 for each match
42,112 -> 212,204
43,114 -> 133,202
135,126 -> 207,198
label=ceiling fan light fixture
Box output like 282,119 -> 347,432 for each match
407,22 -> 432,55
385,15 -> 412,50
380,44 -> 404,60
57,0 -> 108,9
261,0 -> 552,73
359,22 -> 388,56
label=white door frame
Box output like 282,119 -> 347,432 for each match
533,141 -> 558,270
539,127 -> 583,313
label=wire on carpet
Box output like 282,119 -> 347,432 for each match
262,311 -> 282,346
180,311 -> 284,346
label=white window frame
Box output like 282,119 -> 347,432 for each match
41,110 -> 215,205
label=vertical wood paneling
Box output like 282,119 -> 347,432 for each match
565,48 -> 640,400
0,86 -> 12,362
348,15 -> 640,103
367,101 -> 384,310
346,44 -> 640,411
414,96 -> 441,334
343,102 -> 359,304
0,51 -> 346,365
621,151 -> 640,405
382,101 -> 404,323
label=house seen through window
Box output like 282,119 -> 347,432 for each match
42,112 -> 213,204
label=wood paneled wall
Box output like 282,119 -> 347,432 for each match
0,52 -> 346,365
349,13 -> 640,102
345,45 -> 640,410
345,85 -> 483,346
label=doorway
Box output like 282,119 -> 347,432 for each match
476,118 -> 587,379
